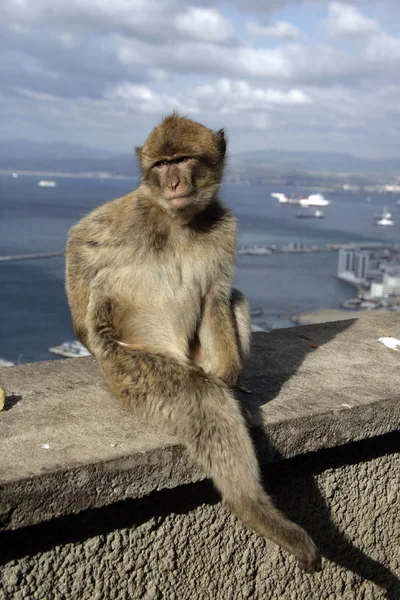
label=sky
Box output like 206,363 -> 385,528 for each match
1,0 -> 400,158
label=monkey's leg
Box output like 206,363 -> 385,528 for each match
192,287 -> 250,386
230,288 -> 251,364
229,288 -> 254,396
87,297 -> 320,572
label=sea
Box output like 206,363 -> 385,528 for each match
1,173 -> 399,364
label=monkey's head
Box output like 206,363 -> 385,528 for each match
136,113 -> 226,215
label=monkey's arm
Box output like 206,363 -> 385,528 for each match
196,283 -> 250,387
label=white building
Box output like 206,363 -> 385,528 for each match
337,248 -> 399,293
370,274 -> 400,299
337,249 -> 373,283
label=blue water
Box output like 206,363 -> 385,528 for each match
1,174 -> 399,363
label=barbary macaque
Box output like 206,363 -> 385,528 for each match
65,113 -> 320,572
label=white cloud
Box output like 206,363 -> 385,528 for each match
147,68 -> 171,82
2,0 -> 400,157
105,78 -> 312,118
114,37 -> 301,80
325,2 -> 380,38
325,3 -> 400,69
193,79 -> 312,111
2,0 -> 235,46
246,20 -> 303,40
105,82 -> 198,115
175,8 -> 235,44
364,31 -> 400,63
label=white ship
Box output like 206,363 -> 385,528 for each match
12,172 -> 18,179
48,340 -> 91,358
272,192 -> 331,207
375,217 -> 394,226
299,193 -> 330,207
37,180 -> 57,188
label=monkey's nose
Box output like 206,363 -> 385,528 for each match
170,178 -> 180,191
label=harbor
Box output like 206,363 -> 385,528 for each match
1,176 -> 400,364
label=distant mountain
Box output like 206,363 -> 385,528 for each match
0,139 -> 139,177
1,140 -> 399,179
0,140 -> 113,160
231,149 -> 400,176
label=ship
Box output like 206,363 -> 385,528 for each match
48,340 -> 91,358
37,180 -> 57,188
271,193 -> 300,205
296,209 -> 324,219
271,192 -> 331,207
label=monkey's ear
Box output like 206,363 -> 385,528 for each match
214,129 -> 226,159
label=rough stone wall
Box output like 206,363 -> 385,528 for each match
1,436 -> 399,600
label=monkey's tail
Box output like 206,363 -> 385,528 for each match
87,298 -> 320,572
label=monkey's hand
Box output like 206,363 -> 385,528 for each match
219,363 -> 241,388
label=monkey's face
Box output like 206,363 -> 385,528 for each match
136,113 -> 226,215
150,156 -> 199,210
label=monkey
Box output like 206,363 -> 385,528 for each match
65,113 -> 320,572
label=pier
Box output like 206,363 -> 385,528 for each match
0,252 -> 64,263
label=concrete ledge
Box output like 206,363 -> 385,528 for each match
1,312 -> 399,531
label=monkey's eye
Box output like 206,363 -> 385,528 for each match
153,160 -> 169,168
175,156 -> 191,163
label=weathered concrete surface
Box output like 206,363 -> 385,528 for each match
244,311 -> 400,458
1,437 -> 399,600
0,312 -> 399,531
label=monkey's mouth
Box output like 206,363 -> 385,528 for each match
168,193 -> 195,209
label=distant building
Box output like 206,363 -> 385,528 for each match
354,251 -> 369,280
370,274 -> 400,299
337,248 -> 400,299
337,248 -> 373,283
337,249 -> 355,275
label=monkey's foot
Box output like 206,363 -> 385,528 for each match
236,382 -> 252,394
0,386 -> 6,411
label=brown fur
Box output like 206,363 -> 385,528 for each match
65,113 -> 320,572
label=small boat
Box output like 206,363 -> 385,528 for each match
12,172 -> 18,179
48,340 -> 91,358
374,206 -> 392,220
37,180 -> 57,188
296,209 -> 324,219
0,358 -> 15,367
250,323 -> 265,332
250,307 -> 264,317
